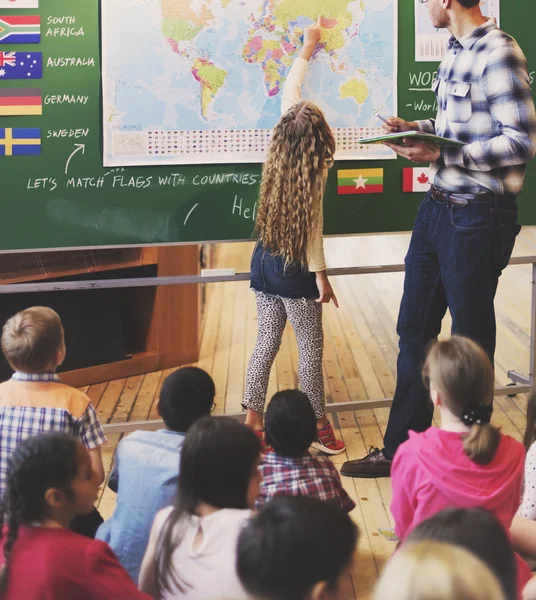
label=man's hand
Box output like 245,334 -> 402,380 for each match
385,138 -> 441,164
382,116 -> 419,134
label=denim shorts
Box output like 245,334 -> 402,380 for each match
249,243 -> 319,300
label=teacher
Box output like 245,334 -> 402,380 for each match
342,0 -> 536,478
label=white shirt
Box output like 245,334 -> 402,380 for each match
518,442 -> 536,519
140,507 -> 252,600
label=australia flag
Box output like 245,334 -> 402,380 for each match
0,51 -> 42,79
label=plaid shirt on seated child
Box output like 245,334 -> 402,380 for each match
257,451 -> 355,513
0,372 -> 106,498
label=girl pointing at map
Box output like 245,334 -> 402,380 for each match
242,17 -> 345,455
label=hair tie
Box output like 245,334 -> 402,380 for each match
461,406 -> 492,426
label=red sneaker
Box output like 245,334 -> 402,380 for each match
311,422 -> 346,455
248,427 -> 273,453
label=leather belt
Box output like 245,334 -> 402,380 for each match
430,185 -> 512,207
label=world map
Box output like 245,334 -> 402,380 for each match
102,0 -> 396,166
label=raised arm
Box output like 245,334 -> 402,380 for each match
281,16 -> 323,115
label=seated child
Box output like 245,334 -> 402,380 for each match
257,390 -> 355,512
511,390 -> 536,598
390,336 -> 531,597
0,306 -> 106,537
407,508 -> 518,600
139,416 -> 262,599
0,433 -> 149,599
373,541 -> 505,600
237,495 -> 358,600
96,366 -> 216,583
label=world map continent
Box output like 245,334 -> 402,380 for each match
160,0 -> 369,120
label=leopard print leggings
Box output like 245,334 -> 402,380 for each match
242,291 -> 325,418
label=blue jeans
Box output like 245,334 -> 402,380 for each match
250,243 -> 319,299
383,191 -> 520,459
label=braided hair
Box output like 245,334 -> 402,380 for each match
0,433 -> 79,591
255,100 -> 335,267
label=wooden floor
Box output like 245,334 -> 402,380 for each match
86,228 -> 535,600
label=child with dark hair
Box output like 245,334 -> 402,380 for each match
96,367 -> 215,583
407,508 -> 518,600
0,432 -> 149,599
237,496 -> 358,600
139,416 -> 262,599
258,390 -> 354,512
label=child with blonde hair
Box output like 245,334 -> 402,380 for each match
0,307 -> 106,537
373,541 -> 506,600
390,335 -> 531,597
243,17 -> 344,454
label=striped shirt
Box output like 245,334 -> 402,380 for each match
417,19 -> 536,195
0,375 -> 106,498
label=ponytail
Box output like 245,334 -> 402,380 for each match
463,424 -> 501,466
424,336 -> 499,465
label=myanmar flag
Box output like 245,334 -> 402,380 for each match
0,88 -> 41,115
337,169 -> 384,195
0,15 -> 40,44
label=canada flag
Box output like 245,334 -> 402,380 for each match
402,167 -> 433,193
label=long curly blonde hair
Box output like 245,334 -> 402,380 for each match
255,101 -> 335,266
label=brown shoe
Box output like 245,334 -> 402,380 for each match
340,447 -> 392,478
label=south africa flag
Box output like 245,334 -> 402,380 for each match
0,15 -> 40,43
337,169 -> 384,195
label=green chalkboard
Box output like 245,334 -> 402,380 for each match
0,0 -> 535,251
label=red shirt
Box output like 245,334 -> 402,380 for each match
0,525 -> 150,599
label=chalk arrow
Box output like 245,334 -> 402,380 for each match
65,144 -> 86,175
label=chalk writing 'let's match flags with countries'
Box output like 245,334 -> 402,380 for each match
0,15 -> 40,44
0,0 -> 38,8
337,169 -> 384,195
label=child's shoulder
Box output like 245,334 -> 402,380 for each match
498,432 -> 525,455
0,378 -> 92,420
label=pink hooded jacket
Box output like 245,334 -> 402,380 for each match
391,428 -> 531,598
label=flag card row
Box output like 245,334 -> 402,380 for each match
337,168 -> 433,194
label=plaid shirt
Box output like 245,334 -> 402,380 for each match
417,19 -> 536,195
257,451 -> 356,513
0,374 -> 107,498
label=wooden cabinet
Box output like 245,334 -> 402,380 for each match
0,246 -> 200,387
